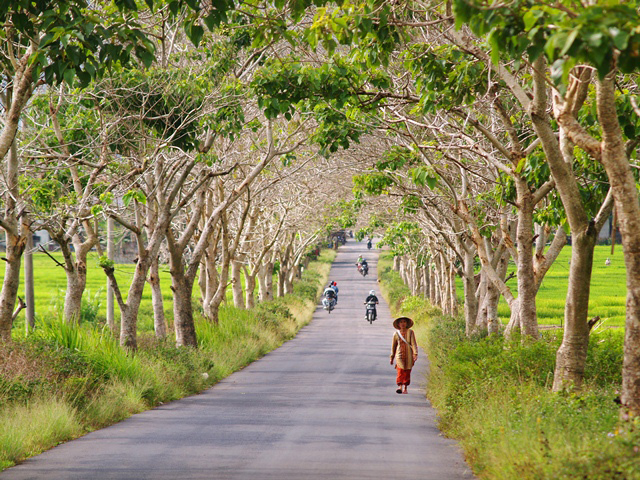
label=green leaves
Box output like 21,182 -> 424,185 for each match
98,255 -> 114,269
455,1 -> 640,84
409,167 -> 438,189
122,190 -> 147,207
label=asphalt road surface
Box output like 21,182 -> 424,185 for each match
2,240 -> 473,480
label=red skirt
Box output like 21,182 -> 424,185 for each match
396,367 -> 411,386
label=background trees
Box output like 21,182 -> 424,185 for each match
1,0 -> 639,417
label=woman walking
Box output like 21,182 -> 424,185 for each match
390,317 -> 418,394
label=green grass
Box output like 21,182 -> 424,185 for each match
378,253 -> 639,480
3,252 -> 177,334
3,251 -> 297,335
455,245 -> 627,327
0,249 -> 336,471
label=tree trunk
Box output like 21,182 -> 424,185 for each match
596,76 -> 640,415
277,269 -> 286,298
172,272 -> 197,347
198,258 -> 207,306
106,216 -> 116,334
429,264 -> 437,306
259,261 -> 274,302
553,226 -> 597,390
24,228 -> 35,332
462,249 -> 479,335
0,231 -> 25,341
421,266 -> 430,300
393,256 -> 401,271
149,257 -> 167,339
0,138 -> 26,342
515,183 -> 539,338
449,260 -> 458,317
119,258 -> 151,349
63,266 -> 86,324
284,266 -> 296,294
231,259 -> 245,309
433,256 -> 442,309
245,272 -> 257,309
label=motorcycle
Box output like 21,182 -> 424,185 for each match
322,293 -> 337,313
360,263 -> 369,277
365,301 -> 377,324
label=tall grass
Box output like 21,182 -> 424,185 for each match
0,398 -> 83,470
377,253 -> 638,479
0,248 -> 336,471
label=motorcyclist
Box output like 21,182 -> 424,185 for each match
323,285 -> 337,309
367,238 -> 372,249
364,290 -> 379,320
360,258 -> 369,275
330,281 -> 339,303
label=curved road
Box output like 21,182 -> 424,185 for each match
2,241 -> 472,480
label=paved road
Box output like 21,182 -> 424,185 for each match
2,241 -> 472,480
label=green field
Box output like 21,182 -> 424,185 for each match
4,252 -> 242,335
457,245 -> 627,327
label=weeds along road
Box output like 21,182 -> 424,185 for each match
2,240 -> 473,480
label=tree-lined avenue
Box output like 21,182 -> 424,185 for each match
1,241 -> 471,480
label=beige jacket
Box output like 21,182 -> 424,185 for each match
390,329 -> 418,370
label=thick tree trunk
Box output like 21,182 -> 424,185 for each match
149,258 -> 167,339
393,256 -> 401,271
260,261 -> 274,302
596,77 -> 640,415
172,273 -> 197,347
231,260 -> 245,309
64,267 -> 86,324
284,265 -> 296,294
204,299 -> 221,325
421,266 -> 430,300
0,139 -> 26,342
245,273 -> 256,309
119,258 -> 151,349
553,227 -> 597,390
277,269 -> 286,298
0,233 -> 25,341
515,184 -> 539,338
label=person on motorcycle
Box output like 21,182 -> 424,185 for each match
367,238 -> 372,249
360,258 -> 369,275
364,290 -> 379,320
323,284 -> 337,310
330,281 -> 339,303
356,255 -> 364,265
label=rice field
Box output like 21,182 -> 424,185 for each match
496,245 -> 626,326
451,245 -> 627,327
3,252 -> 244,334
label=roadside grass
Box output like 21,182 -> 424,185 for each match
0,249 -> 335,471
378,253 -> 638,480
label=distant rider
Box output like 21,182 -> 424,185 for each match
364,290 -> 379,320
323,284 -> 337,308
330,281 -> 339,303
